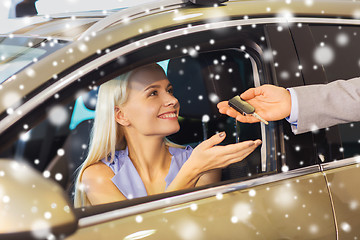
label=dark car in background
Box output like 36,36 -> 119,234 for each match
1,0 -> 360,239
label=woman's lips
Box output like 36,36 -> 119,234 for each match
158,112 -> 178,119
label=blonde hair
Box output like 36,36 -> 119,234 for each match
74,64 -> 183,207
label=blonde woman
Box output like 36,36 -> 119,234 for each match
74,63 -> 261,207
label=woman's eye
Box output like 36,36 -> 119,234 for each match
149,91 -> 158,96
167,88 -> 174,95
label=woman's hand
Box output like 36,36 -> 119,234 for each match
188,132 -> 261,174
217,84 -> 292,123
166,132 -> 261,192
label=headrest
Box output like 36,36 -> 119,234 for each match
167,50 -> 250,120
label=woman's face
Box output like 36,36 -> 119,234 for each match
118,66 -> 180,137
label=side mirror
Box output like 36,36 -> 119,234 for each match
0,159 -> 77,239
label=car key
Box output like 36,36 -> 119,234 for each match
228,96 -> 269,125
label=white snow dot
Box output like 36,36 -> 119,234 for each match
353,9 -> 360,19
339,147 -> 344,152
340,222 -> 351,233
309,224 -> 318,234
277,26 -> 283,32
57,148 -> 65,156
263,49 -> 273,62
232,202 -> 252,222
350,200 -> 359,210
209,93 -> 219,103
31,206 -> 38,213
78,43 -> 88,53
3,195 -> 10,203
135,215 -> 143,223
43,171 -> 50,178
216,193 -> 223,200
198,95 -> 203,100
280,71 -> 290,79
2,91 -> 21,109
188,48 -> 198,57
190,204 -> 198,211
305,0 -> 313,6
55,173 -> 63,181
34,159 -> 40,165
295,146 -> 301,151
282,165 -> 289,172
31,219 -> 51,239
231,216 -> 238,223
48,105 -> 69,127
336,33 -> 349,46
52,61 -> 58,67
20,131 -> 31,141
44,212 -> 52,219
202,115 -> 210,123
51,203 -> 57,209
314,45 -> 334,66
0,171 -> 4,177
249,189 -> 256,197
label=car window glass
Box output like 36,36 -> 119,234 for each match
0,37 -> 69,84
310,24 -> 360,159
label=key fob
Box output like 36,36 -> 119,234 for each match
228,96 -> 255,115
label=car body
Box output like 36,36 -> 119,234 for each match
1,0 -> 360,239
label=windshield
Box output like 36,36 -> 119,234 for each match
0,36 -> 69,84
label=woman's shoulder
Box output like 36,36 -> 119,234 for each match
82,161 -> 114,183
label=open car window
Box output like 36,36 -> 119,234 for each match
0,49 -> 265,205
0,21 -> 279,209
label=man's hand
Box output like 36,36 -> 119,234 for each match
217,85 -> 292,123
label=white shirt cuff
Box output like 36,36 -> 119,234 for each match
286,88 -> 299,124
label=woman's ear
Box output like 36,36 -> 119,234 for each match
115,106 -> 130,126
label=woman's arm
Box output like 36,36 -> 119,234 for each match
82,162 -> 126,205
196,169 -> 221,186
166,132 -> 261,192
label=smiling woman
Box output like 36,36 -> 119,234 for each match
74,63 -> 261,207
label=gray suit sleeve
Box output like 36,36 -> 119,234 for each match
292,77 -> 360,134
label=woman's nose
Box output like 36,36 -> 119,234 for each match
164,94 -> 179,107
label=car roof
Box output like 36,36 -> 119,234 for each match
1,0 -> 360,114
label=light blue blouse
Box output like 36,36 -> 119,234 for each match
101,145 -> 193,199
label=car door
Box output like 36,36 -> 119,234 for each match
65,18 -> 336,240
291,21 -> 360,239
